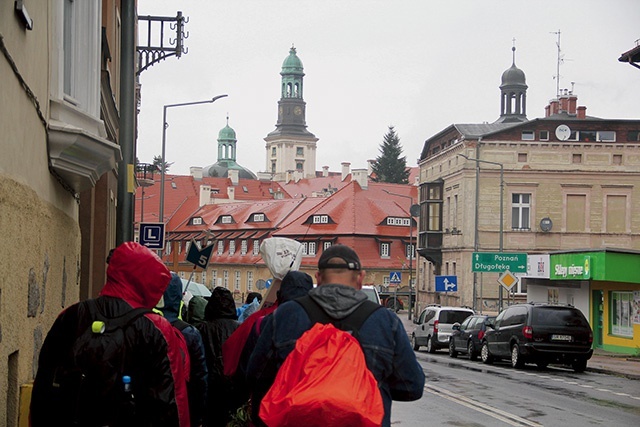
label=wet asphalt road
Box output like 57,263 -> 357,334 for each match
390,349 -> 640,426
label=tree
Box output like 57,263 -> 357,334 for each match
152,155 -> 173,173
371,126 -> 409,184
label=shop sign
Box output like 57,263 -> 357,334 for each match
550,255 -> 591,280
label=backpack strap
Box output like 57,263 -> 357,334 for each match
171,319 -> 191,332
84,299 -> 153,333
295,295 -> 381,338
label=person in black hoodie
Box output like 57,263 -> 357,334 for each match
157,273 -> 208,427
197,287 -> 240,427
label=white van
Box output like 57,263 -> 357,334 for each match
361,285 -> 381,305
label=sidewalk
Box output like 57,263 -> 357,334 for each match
397,310 -> 640,380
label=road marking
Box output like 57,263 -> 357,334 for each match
424,383 -> 543,426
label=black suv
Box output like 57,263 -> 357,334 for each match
480,303 -> 593,372
449,314 -> 495,361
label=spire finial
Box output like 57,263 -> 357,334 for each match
512,38 -> 517,65
226,113 -> 229,126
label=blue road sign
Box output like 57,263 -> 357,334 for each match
435,275 -> 458,292
139,222 -> 165,249
390,271 -> 402,284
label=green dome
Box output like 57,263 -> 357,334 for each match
281,46 -> 304,75
218,124 -> 236,141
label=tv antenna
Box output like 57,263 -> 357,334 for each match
551,30 -> 562,97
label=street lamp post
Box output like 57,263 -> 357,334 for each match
383,189 -> 418,320
457,153 -> 505,310
159,95 -> 228,225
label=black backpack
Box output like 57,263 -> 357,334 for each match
50,298 -> 152,425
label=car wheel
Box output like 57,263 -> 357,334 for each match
511,344 -> 524,369
468,341 -> 478,361
411,334 -> 420,351
536,361 -> 549,369
481,342 -> 493,364
572,359 -> 587,373
449,339 -> 458,358
426,336 -> 436,354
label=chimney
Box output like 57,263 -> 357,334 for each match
577,106 -> 587,119
352,168 -> 368,190
228,169 -> 239,185
227,186 -> 235,200
199,185 -> 211,206
293,170 -> 303,182
322,166 -> 329,177
547,99 -> 560,116
341,162 -> 351,181
567,95 -> 577,115
367,159 -> 375,176
190,166 -> 203,180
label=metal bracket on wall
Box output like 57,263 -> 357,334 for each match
136,11 -> 188,75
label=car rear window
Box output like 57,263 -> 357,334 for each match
439,310 -> 473,324
531,307 -> 589,327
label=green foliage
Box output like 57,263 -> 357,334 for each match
371,126 -> 409,184
226,400 -> 252,427
153,155 -> 172,173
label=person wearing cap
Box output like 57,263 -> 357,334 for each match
246,244 -> 425,427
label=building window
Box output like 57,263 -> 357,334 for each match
521,131 -> 535,141
383,276 -> 390,287
271,162 -> 276,173
312,215 -> 329,224
406,243 -> 415,259
627,130 -> 640,141
539,130 -> 549,141
302,242 -> 317,256
211,270 -> 217,288
235,271 -> 241,290
253,213 -> 265,222
165,242 -> 172,256
271,147 -> 276,156
613,154 -> 622,165
572,154 -> 582,164
177,242 -> 182,255
511,193 -> 530,230
323,241 -> 332,251
579,130 -> 597,142
201,271 -> 207,285
518,153 -> 527,162
386,217 -> 410,226
566,194 -> 587,232
218,240 -> 224,255
241,240 -> 248,255
229,240 -> 236,255
223,270 -> 229,289
191,217 -> 202,225
247,271 -> 254,291
296,162 -> 303,171
220,215 -> 233,224
597,131 -> 616,142
380,242 -> 390,258
253,240 -> 260,255
611,291 -> 633,337
296,147 -> 304,156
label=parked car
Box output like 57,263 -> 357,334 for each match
361,285 -> 381,305
412,305 -> 474,353
480,303 -> 593,372
449,314 -> 496,361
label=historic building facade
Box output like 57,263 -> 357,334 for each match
416,51 -> 640,353
264,46 -> 319,181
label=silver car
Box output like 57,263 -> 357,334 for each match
412,305 -> 474,353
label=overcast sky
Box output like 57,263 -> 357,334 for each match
136,0 -> 640,176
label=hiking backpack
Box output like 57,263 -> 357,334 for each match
259,295 -> 385,427
49,298 -> 152,425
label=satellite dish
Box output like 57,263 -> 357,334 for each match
540,217 -> 553,232
256,279 -> 266,290
555,124 -> 571,141
409,204 -> 420,217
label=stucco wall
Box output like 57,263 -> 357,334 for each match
0,175 -> 81,424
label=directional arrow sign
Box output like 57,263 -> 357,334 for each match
472,252 -> 527,273
435,275 -> 458,292
139,222 -> 165,250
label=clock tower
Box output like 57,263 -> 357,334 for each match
265,46 -> 318,181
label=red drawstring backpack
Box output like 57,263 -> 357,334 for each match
260,296 -> 383,427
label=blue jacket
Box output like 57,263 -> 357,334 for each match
246,284 -> 425,427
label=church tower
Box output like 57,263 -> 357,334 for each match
264,46 -> 318,181
496,45 -> 528,123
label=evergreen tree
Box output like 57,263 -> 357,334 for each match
371,126 -> 409,184
152,155 -> 173,173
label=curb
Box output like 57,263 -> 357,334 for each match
586,366 -> 640,381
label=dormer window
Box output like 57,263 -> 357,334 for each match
385,217 -> 410,226
312,215 -> 329,224
190,217 -> 203,225
217,215 -> 234,224
254,213 -> 265,222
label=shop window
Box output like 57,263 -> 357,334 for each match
610,291 -> 633,337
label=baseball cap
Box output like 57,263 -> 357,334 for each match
318,244 -> 361,271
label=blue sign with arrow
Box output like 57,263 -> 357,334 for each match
435,275 -> 458,292
139,222 -> 165,250
186,239 -> 214,269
